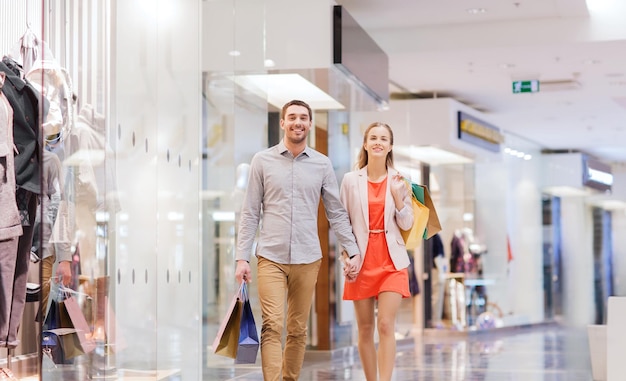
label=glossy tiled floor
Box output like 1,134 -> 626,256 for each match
204,324 -> 595,381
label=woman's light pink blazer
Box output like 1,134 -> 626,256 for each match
339,166 -> 414,270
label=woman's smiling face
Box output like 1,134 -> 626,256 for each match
364,125 -> 392,159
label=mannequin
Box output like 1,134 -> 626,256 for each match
0,73 -> 23,367
0,56 -> 42,354
450,229 -> 465,273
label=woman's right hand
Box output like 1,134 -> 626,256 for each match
390,174 -> 409,206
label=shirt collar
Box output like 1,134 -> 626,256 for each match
277,140 -> 310,158
0,63 -> 26,91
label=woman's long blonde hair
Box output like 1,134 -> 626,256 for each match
356,122 -> 395,169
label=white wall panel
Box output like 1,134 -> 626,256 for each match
112,0 -> 201,377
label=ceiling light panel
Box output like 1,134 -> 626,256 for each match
231,73 -> 345,110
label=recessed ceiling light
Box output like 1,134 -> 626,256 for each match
228,50 -> 241,57
586,0 -> 618,12
264,59 -> 276,68
499,63 -> 516,69
394,146 -> 473,165
466,8 -> 487,14
230,73 -> 345,110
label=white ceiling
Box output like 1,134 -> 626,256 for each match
335,0 -> 626,164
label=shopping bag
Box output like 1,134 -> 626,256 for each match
63,295 -> 96,353
212,283 -> 244,359
235,283 -> 259,364
42,328 -> 84,364
41,283 -> 95,364
42,298 -> 84,364
400,181 -> 429,250
418,184 -> 442,239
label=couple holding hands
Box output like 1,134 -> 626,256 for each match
235,100 -> 414,381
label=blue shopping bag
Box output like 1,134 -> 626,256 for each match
235,283 -> 259,364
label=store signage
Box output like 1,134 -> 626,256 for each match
583,155 -> 613,192
457,112 -> 503,152
512,80 -> 540,93
333,5 -> 389,105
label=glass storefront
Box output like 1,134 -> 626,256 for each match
2,0 -> 203,378
2,0 -> 389,378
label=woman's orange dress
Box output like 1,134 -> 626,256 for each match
343,178 -> 410,300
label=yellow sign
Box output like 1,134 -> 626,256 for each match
459,119 -> 504,145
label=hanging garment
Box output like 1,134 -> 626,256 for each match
0,57 -> 42,349
450,234 -> 465,273
0,72 -> 23,241
0,56 -> 42,195
431,233 -> 444,268
8,27 -> 56,75
25,59 -> 75,141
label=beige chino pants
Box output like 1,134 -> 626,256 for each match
257,256 -> 321,381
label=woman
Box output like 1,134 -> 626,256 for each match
339,122 -> 413,381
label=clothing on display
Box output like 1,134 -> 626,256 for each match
25,59 -> 75,144
7,26 -> 55,75
0,52 -> 44,349
450,231 -> 465,274
0,26 -> 81,353
428,234 -> 445,323
0,72 -> 23,241
447,229 -> 489,328
442,276 -> 466,329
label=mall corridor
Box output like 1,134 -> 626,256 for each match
205,323 -> 594,381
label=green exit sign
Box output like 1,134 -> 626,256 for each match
512,80 -> 540,93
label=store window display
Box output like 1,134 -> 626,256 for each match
15,35 -> 78,323
0,16 -> 117,377
444,228 -> 490,328
0,38 -> 46,381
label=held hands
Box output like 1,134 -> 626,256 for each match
341,251 -> 361,283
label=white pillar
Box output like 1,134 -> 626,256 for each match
560,196 -> 595,326
612,210 -> 626,296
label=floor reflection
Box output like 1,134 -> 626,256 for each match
10,323 -> 593,380
205,324 -> 593,381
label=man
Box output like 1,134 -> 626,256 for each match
235,100 -> 360,381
